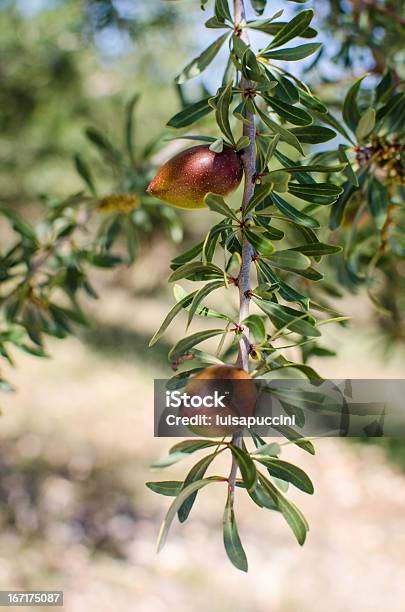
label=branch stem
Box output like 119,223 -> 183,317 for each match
229,0 -> 257,491
234,0 -> 255,372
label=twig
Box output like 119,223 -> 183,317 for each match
229,0 -> 257,492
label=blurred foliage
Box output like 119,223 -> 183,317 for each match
314,0 -> 405,78
0,0 -> 193,200
0,96 -> 182,392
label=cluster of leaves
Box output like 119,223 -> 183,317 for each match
324,72 -> 405,337
148,0 -> 351,571
0,97 -> 181,392
147,433 -> 314,572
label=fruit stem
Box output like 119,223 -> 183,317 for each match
229,0 -> 256,489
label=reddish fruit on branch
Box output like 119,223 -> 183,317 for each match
147,144 -> 243,209
179,365 -> 257,437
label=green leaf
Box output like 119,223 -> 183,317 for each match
202,222 -> 231,263
298,87 -> 327,113
262,170 -> 290,192
205,16 -> 232,29
282,163 -> 346,173
270,361 -> 322,378
242,47 -> 265,81
275,76 -> 299,104
264,9 -> 314,50
262,43 -> 321,61
168,261 -> 224,282
239,479 -> 279,510
290,243 -> 342,256
245,228 -> 275,256
170,439 -> 222,454
265,96 -> 313,126
254,299 -> 320,337
235,135 -> 250,151
209,138 -> 224,153
356,107 -> 376,143
85,127 -> 121,163
230,446 -> 257,491
288,182 -> 342,204
266,249 -> 311,270
249,0 -> 267,15
329,181 -> 358,230
251,441 -> 281,456
245,184 -> 274,215
368,178 -> 388,230
289,125 -> 336,143
338,146 -> 359,187
169,328 -> 226,361
146,481 -> 183,496
272,424 -> 315,454
204,193 -> 239,221
246,11 -> 284,33
174,284 -> 227,320
242,315 -> 266,344
187,280 -> 225,328
157,478 -> 224,552
258,474 -> 309,545
375,69 -> 394,104
0,206 -> 37,244
254,457 -> 313,493
178,452 -> 218,522
175,33 -> 229,84
377,93 -> 405,133
256,105 -> 303,154
320,111 -> 354,143
171,242 -> 203,269
151,439 -> 221,469
215,82 -> 236,144
167,98 -> 213,129
125,93 -> 140,164
215,0 -> 232,22
73,153 -> 96,196
343,75 -> 367,133
168,135 -> 217,144
149,284 -> 216,347
270,193 -> 320,228
223,490 -> 248,572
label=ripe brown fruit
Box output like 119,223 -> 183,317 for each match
146,144 -> 243,209
179,365 -> 257,437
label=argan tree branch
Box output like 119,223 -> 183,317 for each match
234,0 -> 255,372
229,0 -> 256,491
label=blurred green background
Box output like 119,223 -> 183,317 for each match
0,1 -> 404,611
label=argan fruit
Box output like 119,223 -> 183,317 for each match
179,365 -> 257,437
146,145 -> 243,209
